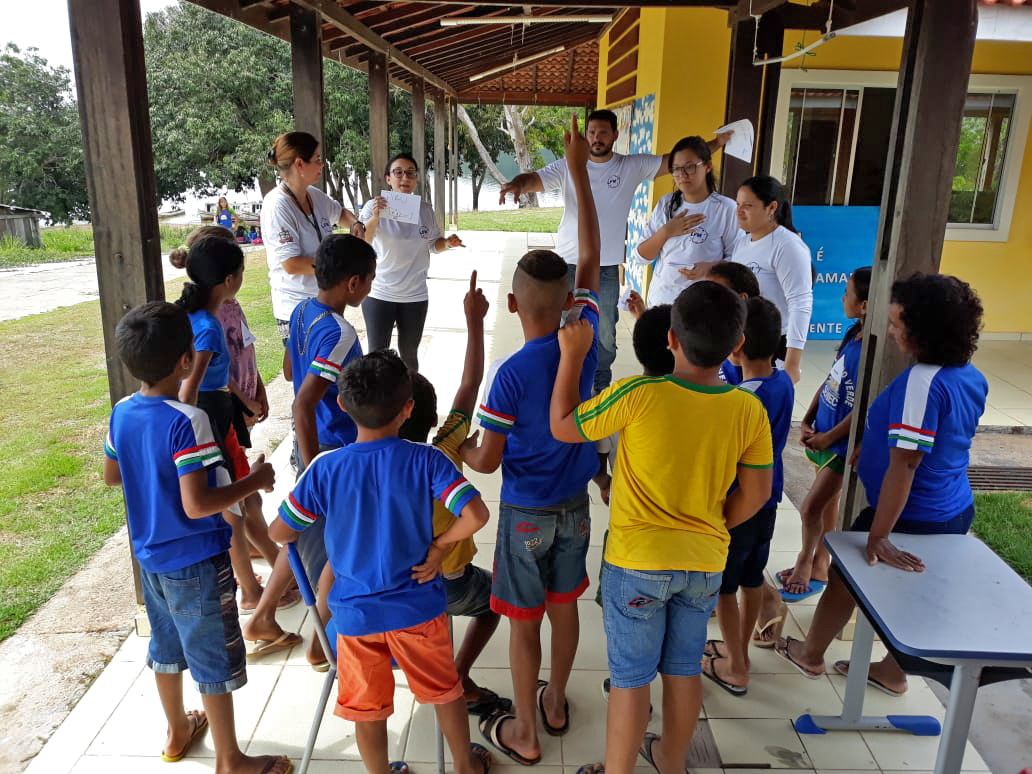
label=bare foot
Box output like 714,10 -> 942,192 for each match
540,683 -> 568,731
163,709 -> 206,761
775,636 -> 825,678
752,588 -> 786,646
218,753 -> 293,774
778,560 -> 814,595
498,715 -> 541,764
241,616 -> 289,643
835,659 -> 908,695
704,654 -> 749,689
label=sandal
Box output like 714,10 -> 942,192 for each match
160,709 -> 208,762
772,636 -> 824,680
467,688 -> 513,717
833,660 -> 906,696
537,680 -> 569,736
751,601 -> 787,649
576,765 -> 605,774
702,655 -> 748,696
479,710 -> 541,766
470,742 -> 493,774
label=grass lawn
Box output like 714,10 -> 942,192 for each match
973,492 -> 1032,583
0,251 -> 279,641
455,207 -> 561,232
0,224 -> 198,268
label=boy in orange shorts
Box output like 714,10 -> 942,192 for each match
270,349 -> 492,774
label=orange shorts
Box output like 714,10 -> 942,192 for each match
224,426 -> 250,481
334,613 -> 462,721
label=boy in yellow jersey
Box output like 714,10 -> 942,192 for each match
550,281 -> 774,774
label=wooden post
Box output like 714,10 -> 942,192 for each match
719,11 -> 784,196
412,79 -> 426,199
68,0 -> 163,607
449,99 -> 459,230
291,4 -> 324,188
433,91 -> 447,231
839,0 -> 979,526
369,49 -> 390,197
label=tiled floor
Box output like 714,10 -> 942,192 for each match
25,233 -> 997,773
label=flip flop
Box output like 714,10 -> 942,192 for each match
479,710 -> 541,766
258,757 -> 293,774
537,679 -> 570,736
247,631 -> 303,659
702,655 -> 748,696
638,732 -> 661,773
467,688 -> 513,717
832,660 -> 906,697
576,765 -> 605,774
780,580 -> 827,603
751,601 -> 787,649
309,659 -> 331,673
470,742 -> 493,774
389,762 -> 410,774
772,636 -> 824,680
703,638 -> 727,658
161,709 -> 208,762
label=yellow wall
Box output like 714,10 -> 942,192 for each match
597,19 -> 1032,333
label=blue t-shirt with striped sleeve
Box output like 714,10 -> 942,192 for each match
279,438 -> 480,636
478,289 -> 600,507
857,363 -> 987,523
737,368 -> 795,510
105,394 -> 231,573
288,298 -> 363,448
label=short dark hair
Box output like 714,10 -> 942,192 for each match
707,262 -> 760,298
741,297 -> 783,361
632,305 -> 674,376
586,109 -> 617,131
315,234 -> 376,290
671,282 -> 746,367
337,350 -> 413,429
398,371 -> 438,442
115,301 -> 194,385
512,249 -> 570,320
891,273 -> 982,366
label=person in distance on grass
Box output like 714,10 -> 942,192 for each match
103,301 -> 290,774
270,349 -> 492,774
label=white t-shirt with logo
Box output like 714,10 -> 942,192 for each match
360,198 -> 443,303
537,152 -> 663,267
631,192 -> 741,307
261,185 -> 343,321
731,225 -> 813,350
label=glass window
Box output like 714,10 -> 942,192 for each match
784,88 -> 858,206
950,92 -> 1015,225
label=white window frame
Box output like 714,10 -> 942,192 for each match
770,69 -> 1032,243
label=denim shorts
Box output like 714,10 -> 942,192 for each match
141,552 -> 247,695
601,561 -> 722,688
490,493 -> 590,620
445,564 -> 493,618
721,506 -> 777,594
294,441 -> 340,586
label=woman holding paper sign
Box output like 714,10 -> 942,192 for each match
630,136 -> 740,307
360,152 -> 464,371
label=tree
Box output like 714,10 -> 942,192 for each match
0,44 -> 89,224
457,104 -> 508,211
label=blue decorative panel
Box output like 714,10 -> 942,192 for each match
624,94 -> 656,297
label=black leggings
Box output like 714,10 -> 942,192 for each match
361,296 -> 429,371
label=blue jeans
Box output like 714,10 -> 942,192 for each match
567,264 -> 620,391
141,552 -> 247,695
601,561 -> 722,688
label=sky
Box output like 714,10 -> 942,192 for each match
3,0 -> 176,78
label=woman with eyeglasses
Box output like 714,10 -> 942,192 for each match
630,136 -> 741,308
260,131 -> 364,369
360,152 -> 464,371
731,175 -> 813,384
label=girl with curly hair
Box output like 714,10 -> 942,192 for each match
774,272 -> 987,696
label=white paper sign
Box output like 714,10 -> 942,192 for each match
714,118 -> 755,163
617,285 -> 634,312
380,190 -> 421,225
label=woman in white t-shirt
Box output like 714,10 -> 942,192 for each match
632,136 -> 741,307
731,175 -> 813,383
260,131 -> 364,355
360,152 -> 463,371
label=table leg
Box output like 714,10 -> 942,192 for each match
840,611 -> 875,723
932,663 -> 981,774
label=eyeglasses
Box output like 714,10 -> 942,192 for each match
671,161 -> 708,177
390,168 -> 419,179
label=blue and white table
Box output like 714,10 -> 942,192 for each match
794,532 -> 1032,774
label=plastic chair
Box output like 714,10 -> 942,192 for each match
286,543 -> 446,774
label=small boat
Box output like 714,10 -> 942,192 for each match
158,207 -> 185,218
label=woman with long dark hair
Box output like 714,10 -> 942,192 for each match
731,175 -> 813,383
631,136 -> 740,307
360,152 -> 464,371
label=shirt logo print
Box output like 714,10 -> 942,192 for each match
419,225 -> 430,238
277,228 -> 294,245
689,226 -> 708,244
607,174 -> 621,188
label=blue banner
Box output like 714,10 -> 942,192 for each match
793,206 -> 880,341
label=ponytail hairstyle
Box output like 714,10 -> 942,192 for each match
176,236 -> 244,313
168,225 -> 234,269
267,131 -> 320,174
838,265 -> 872,354
740,175 -> 797,233
665,136 -> 716,220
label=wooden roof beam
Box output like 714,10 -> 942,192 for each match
728,0 -> 787,25
457,89 -> 595,107
427,26 -> 594,76
290,0 -> 456,96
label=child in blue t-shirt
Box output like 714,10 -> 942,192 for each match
270,350 -> 492,774
459,116 -> 599,765
776,273 -> 987,696
287,233 -> 376,668
707,261 -> 761,385
779,267 -> 871,602
703,297 -> 794,696
103,301 -> 290,774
